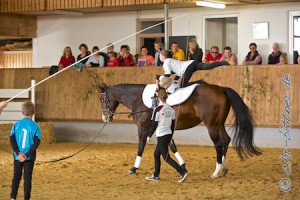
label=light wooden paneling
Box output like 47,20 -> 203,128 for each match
0,14 -> 37,38
0,66 -> 299,127
0,51 -> 33,68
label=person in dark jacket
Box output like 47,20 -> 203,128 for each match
242,42 -> 262,65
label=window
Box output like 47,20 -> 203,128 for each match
136,18 -> 172,57
204,16 -> 238,55
289,11 -> 300,64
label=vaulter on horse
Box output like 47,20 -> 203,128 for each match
158,50 -> 229,87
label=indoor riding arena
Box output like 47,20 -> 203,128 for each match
0,1 -> 299,200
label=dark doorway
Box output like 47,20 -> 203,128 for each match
143,38 -> 156,57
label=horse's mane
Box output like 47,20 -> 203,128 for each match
106,84 -> 147,91
188,79 -> 208,86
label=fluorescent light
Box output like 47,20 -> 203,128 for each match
196,1 -> 226,9
52,10 -> 84,16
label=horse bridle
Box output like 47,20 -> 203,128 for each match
100,91 -> 115,120
100,90 -> 152,119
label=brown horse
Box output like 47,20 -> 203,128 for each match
99,82 -> 261,178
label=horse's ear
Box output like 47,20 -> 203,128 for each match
98,83 -> 107,93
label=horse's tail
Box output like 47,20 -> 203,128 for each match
223,87 -> 261,159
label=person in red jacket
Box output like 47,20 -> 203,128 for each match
118,45 -> 134,66
58,46 -> 75,68
203,46 -> 222,64
107,50 -> 120,67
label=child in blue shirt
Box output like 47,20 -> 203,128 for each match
10,101 -> 41,200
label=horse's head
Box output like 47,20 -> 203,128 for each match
99,87 -> 119,123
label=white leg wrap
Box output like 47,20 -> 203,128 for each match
212,162 -> 222,177
222,156 -> 226,169
174,152 -> 185,165
134,156 -> 142,168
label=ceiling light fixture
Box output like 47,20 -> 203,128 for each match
196,1 -> 226,9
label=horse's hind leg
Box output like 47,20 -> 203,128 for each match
169,139 -> 186,170
219,126 -> 231,177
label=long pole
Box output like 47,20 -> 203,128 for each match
164,3 -> 169,50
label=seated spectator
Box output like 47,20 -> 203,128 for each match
77,43 -> 91,65
133,54 -> 140,66
220,46 -> 237,65
298,55 -> 300,64
242,43 -> 262,65
154,41 -> 163,66
187,39 -> 203,62
278,53 -> 288,65
106,50 -> 120,67
104,43 -> 117,65
137,46 -> 154,66
169,42 -> 185,61
203,46 -> 222,63
118,45 -> 134,66
58,46 -> 75,68
86,46 -> 105,67
268,42 -> 282,64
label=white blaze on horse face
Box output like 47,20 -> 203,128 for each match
102,114 -> 108,123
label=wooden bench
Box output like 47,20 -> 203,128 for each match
0,80 -> 36,124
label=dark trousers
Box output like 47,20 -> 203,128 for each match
182,60 -> 229,87
11,160 -> 35,200
154,134 -> 183,177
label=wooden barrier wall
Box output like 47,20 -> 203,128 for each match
0,65 -> 299,127
0,51 -> 33,69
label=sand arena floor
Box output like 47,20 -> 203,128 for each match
0,142 -> 299,200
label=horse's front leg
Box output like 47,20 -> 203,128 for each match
128,127 -> 148,174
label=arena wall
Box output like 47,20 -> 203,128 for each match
0,65 -> 299,127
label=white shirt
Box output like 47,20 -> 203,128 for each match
152,104 -> 175,137
163,58 -> 194,76
166,80 -> 180,94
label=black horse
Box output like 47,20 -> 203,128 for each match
99,83 -> 261,178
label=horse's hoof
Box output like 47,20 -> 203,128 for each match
128,170 -> 136,175
128,167 -> 137,175
210,174 -> 219,179
221,168 -> 228,176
